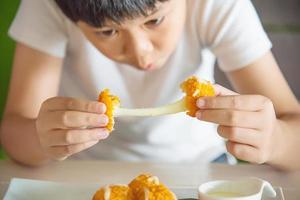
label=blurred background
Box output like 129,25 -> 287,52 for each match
0,0 -> 299,159
215,0 -> 300,98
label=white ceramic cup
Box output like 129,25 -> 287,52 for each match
198,177 -> 277,200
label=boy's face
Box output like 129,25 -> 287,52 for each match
77,0 -> 186,71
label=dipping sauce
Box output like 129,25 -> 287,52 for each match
206,191 -> 244,198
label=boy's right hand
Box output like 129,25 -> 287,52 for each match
36,97 -> 109,161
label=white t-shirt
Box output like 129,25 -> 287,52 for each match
9,0 -> 272,163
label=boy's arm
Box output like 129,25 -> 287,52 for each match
196,50 -> 299,170
1,43 -> 63,166
227,51 -> 300,170
1,43 -> 109,166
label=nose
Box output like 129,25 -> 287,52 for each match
125,31 -> 154,68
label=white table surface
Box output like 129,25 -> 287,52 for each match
0,160 -> 299,199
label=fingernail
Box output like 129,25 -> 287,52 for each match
97,130 -> 109,139
97,103 -> 106,113
100,103 -> 107,113
196,111 -> 202,119
99,115 -> 108,125
197,99 -> 205,108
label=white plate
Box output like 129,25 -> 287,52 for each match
3,178 -> 284,200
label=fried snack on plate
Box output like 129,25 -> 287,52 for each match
129,174 -> 177,200
98,76 -> 215,131
92,174 -> 176,200
92,184 -> 133,200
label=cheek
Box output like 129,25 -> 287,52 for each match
97,44 -> 121,59
152,25 -> 183,60
91,39 -> 125,61
154,28 -> 174,51
154,4 -> 186,54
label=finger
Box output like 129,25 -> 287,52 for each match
197,95 -> 268,111
226,141 -> 265,164
45,128 -> 109,146
48,140 -> 99,160
217,126 -> 261,147
42,97 -> 106,114
213,84 -> 239,96
45,111 -> 108,129
196,110 -> 263,129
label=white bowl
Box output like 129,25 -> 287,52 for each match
198,177 -> 277,200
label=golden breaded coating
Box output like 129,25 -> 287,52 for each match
92,174 -> 177,200
129,174 -> 176,200
180,76 -> 215,117
92,184 -> 133,200
98,89 -> 120,131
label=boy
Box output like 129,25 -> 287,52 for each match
1,0 -> 300,170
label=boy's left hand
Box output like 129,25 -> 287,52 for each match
195,84 -> 279,164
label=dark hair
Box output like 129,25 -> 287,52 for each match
55,0 -> 169,27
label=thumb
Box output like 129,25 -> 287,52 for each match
213,84 -> 239,96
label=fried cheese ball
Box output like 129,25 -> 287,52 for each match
129,174 -> 177,200
180,76 -> 215,117
92,184 -> 133,200
98,89 -> 120,132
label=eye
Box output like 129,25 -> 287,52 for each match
95,29 -> 118,37
145,16 -> 165,27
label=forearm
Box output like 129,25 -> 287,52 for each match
0,113 -> 51,166
268,112 -> 300,171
